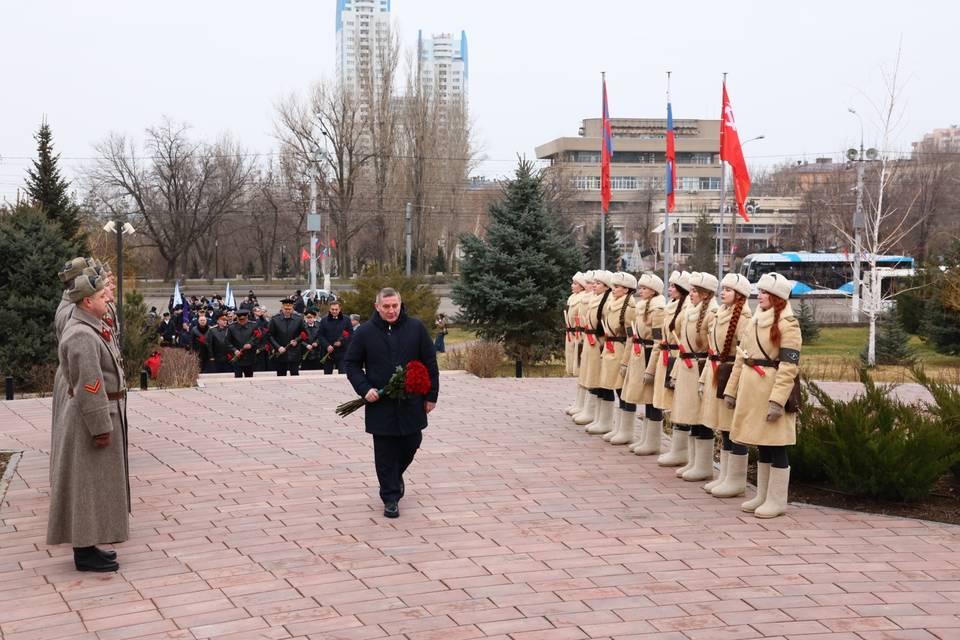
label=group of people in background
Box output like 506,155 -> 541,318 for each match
152,293 -> 360,378
563,267 -> 802,519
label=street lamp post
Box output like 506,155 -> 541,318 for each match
103,214 -> 135,337
847,108 -> 875,322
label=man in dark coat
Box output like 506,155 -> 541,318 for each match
208,313 -> 233,373
268,298 -> 306,376
301,309 -> 324,370
158,311 -> 175,346
188,313 -> 214,373
226,309 -> 257,377
319,301 -> 352,374
343,288 -> 439,519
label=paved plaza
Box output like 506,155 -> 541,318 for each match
1,372 -> 959,640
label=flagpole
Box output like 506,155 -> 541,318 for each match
663,71 -> 672,294
717,72 -> 728,286
600,71 -> 606,271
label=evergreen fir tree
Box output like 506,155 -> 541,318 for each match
687,211 -> 717,274
797,299 -> 821,343
24,121 -> 86,251
921,242 -> 960,355
453,159 -> 584,366
862,312 -> 917,366
584,213 -> 618,271
0,204 -> 79,386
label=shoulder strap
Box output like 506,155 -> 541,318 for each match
755,321 -> 773,361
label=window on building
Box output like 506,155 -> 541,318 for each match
678,177 -> 699,191
698,177 -> 721,190
611,176 -> 637,190
572,176 -> 601,190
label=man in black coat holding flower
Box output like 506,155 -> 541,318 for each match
319,301 -> 352,374
343,288 -> 439,519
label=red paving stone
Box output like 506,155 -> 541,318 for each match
1,372 -> 959,639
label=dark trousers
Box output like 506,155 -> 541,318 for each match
276,362 -> 300,376
323,355 -> 342,375
234,364 -> 254,378
373,431 -> 422,504
215,361 -> 233,374
302,358 -> 323,371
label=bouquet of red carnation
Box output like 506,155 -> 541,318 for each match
318,329 -> 352,364
336,360 -> 432,418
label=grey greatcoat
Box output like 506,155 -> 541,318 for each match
50,292 -> 75,485
47,306 -> 130,548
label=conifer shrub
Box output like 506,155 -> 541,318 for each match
912,366 -> 960,478
796,300 -> 821,343
793,369 -> 960,501
337,267 -> 439,329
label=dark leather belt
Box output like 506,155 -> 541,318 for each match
744,358 -> 779,368
564,328 -> 577,333
606,336 -> 627,343
690,352 -> 710,359
68,388 -> 127,401
664,343 -> 680,349
637,338 -> 654,346
708,354 -> 736,363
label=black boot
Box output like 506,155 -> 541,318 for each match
74,546 -> 119,572
97,547 -> 117,561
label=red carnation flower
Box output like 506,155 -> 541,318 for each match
104,316 -> 114,327
253,329 -> 262,338
300,331 -> 308,341
226,352 -> 234,362
101,328 -> 112,342
403,360 -> 431,395
198,335 -> 206,345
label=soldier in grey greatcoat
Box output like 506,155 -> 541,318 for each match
47,273 -> 130,572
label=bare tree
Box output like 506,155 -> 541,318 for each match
276,80 -> 373,277
89,118 -> 254,280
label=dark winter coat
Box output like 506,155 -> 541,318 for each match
208,325 -> 232,364
301,321 -> 324,361
189,324 -> 212,362
343,307 -> 439,436
268,313 -> 307,363
319,312 -> 353,360
227,321 -> 258,366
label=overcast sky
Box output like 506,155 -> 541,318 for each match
2,0 -> 956,205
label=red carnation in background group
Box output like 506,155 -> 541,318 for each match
341,330 -> 350,338
300,331 -> 308,341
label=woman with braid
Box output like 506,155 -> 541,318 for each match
571,271 -> 598,424
574,271 -> 613,430
596,272 -> 637,444
669,272 -> 719,481
699,273 -> 753,497
564,272 -> 590,416
647,271 -> 690,467
621,273 -> 665,455
727,273 -> 802,518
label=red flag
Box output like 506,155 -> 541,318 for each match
600,77 -> 613,214
330,238 -> 337,251
720,81 -> 752,222
300,248 -> 310,262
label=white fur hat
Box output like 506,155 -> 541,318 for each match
720,272 -> 751,298
691,272 -> 719,293
594,270 -> 614,287
610,272 -> 638,290
638,272 -> 664,293
669,270 -> 692,291
583,270 -> 596,283
757,272 -> 793,300
572,271 -> 589,288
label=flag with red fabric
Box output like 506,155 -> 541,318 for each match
601,77 -> 613,214
720,81 -> 752,221
300,248 -> 310,262
665,96 -> 677,213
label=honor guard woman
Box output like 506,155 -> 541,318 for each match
596,272 -> 637,444
564,272 -> 588,415
621,273 -> 665,455
726,272 -> 802,518
669,272 -> 719,482
648,271 -> 690,466
581,271 -> 616,434
699,273 -> 753,497
572,271 -> 608,427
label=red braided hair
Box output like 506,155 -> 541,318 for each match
720,293 -> 746,358
769,295 -> 788,346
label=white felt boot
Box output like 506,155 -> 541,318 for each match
712,453 -> 748,498
586,399 -> 615,434
754,466 -> 790,519
602,407 -> 621,442
572,393 -> 597,425
628,418 -> 646,452
674,430 -> 695,477
657,427 -> 689,467
682,437 -> 716,482
741,462 -> 771,513
609,409 -> 636,445
704,450 -> 728,493
635,419 -> 662,456
566,386 -> 587,416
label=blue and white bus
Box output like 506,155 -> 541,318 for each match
738,252 -> 915,296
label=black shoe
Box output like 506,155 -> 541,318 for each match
74,546 -> 119,572
383,502 -> 399,518
97,547 -> 117,561
399,480 -> 405,500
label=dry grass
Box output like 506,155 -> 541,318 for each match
155,348 -> 200,389
441,341 -> 505,377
